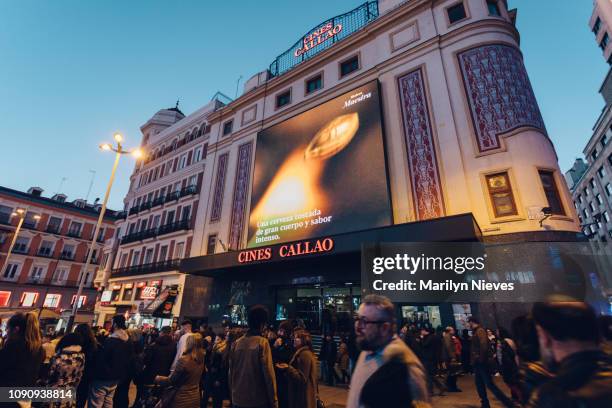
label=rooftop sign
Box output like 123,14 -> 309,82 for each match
269,1 -> 379,77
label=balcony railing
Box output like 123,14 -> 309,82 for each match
46,225 -> 60,234
66,231 -> 82,238
59,252 -> 75,261
22,222 -> 38,230
129,206 -> 139,215
127,186 -> 198,219
0,213 -> 11,225
120,218 -> 191,245
112,258 -> 181,278
139,201 -> 153,212
37,248 -> 53,258
181,184 -> 198,197
152,195 -> 166,207
165,191 -> 180,202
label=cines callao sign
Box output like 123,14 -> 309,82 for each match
238,237 -> 334,264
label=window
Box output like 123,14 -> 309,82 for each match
194,147 -> 203,163
606,183 -> 612,197
591,149 -> 598,161
447,2 -> 467,24
223,120 -> 233,136
305,74 -> 323,94
485,172 -> 518,217
590,224 -> 597,234
13,237 -> 29,254
46,217 -> 62,234
604,211 -> 610,223
179,154 -> 187,170
538,171 -> 565,215
598,166 -> 606,178
43,294 -> 61,308
340,55 -> 360,77
67,221 -> 82,237
589,178 -> 596,189
593,17 -> 602,35
584,187 -> 590,197
174,242 -> 185,259
23,212 -> 39,229
602,134 -> 608,147
589,202 -> 596,213
61,244 -> 75,259
20,292 -> 39,307
578,194 -> 584,203
207,234 -> 217,255
71,295 -> 87,308
608,153 -> 612,167
583,208 -> 590,219
119,253 -> 128,268
53,268 -> 67,283
276,90 -> 291,108
122,284 -> 134,301
486,0 -> 501,16
159,245 -> 168,262
38,241 -> 53,256
596,194 -> 604,205
188,175 -> 198,188
0,291 -> 10,307
144,248 -> 154,264
3,263 -> 19,280
600,33 -> 609,50
0,205 -> 12,225
182,206 -> 191,221
30,266 -> 45,282
131,251 -> 141,266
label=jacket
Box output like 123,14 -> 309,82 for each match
0,338 -> 44,387
91,329 -> 132,382
518,361 -> 554,405
527,350 -> 612,408
229,331 -> 278,408
158,354 -> 204,408
285,347 -> 317,408
44,345 -> 86,408
470,326 -> 490,366
347,337 -> 429,408
143,334 -> 176,384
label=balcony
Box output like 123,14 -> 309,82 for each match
139,201 -> 153,212
119,218 -> 191,245
152,195 -> 165,207
112,258 -> 181,278
27,277 -> 45,284
59,252 -> 75,261
0,213 -> 11,225
165,191 -> 180,203
158,218 -> 191,236
66,231 -> 82,239
22,222 -> 38,230
12,244 -> 28,254
46,225 -> 60,234
129,206 -> 139,216
180,184 -> 198,197
37,248 -> 53,258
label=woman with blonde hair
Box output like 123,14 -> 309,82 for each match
155,333 -> 205,408
0,312 -> 45,387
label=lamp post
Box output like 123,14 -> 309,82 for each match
1,209 -> 41,274
66,133 -> 143,331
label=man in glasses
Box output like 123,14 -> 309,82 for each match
346,294 -> 429,408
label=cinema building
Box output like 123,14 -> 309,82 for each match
105,0 -> 590,331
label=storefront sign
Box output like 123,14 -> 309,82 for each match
238,237 -> 334,264
100,290 -> 112,304
140,286 -> 158,300
294,23 -> 342,57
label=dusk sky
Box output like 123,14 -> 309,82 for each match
0,1 -> 608,210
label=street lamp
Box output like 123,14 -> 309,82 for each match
66,134 -> 143,331
1,209 -> 41,273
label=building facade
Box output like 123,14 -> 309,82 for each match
102,0 -> 584,331
590,0 -> 612,65
0,186 -> 118,332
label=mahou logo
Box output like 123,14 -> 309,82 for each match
294,22 -> 343,57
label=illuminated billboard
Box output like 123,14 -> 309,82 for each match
248,80 -> 391,247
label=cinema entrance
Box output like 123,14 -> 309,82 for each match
180,214 -> 482,332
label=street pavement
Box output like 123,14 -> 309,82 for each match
129,373 -> 511,407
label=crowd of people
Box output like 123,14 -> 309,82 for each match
0,296 -> 610,408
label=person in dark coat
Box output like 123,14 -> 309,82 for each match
74,324 -> 99,408
318,333 -> 337,386
156,333 -> 205,408
460,328 -> 472,374
276,329 -> 318,408
142,326 -> 177,384
527,301 -> 612,408
43,332 -> 86,408
420,328 -> 446,396
88,315 -> 133,408
0,312 -> 44,395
